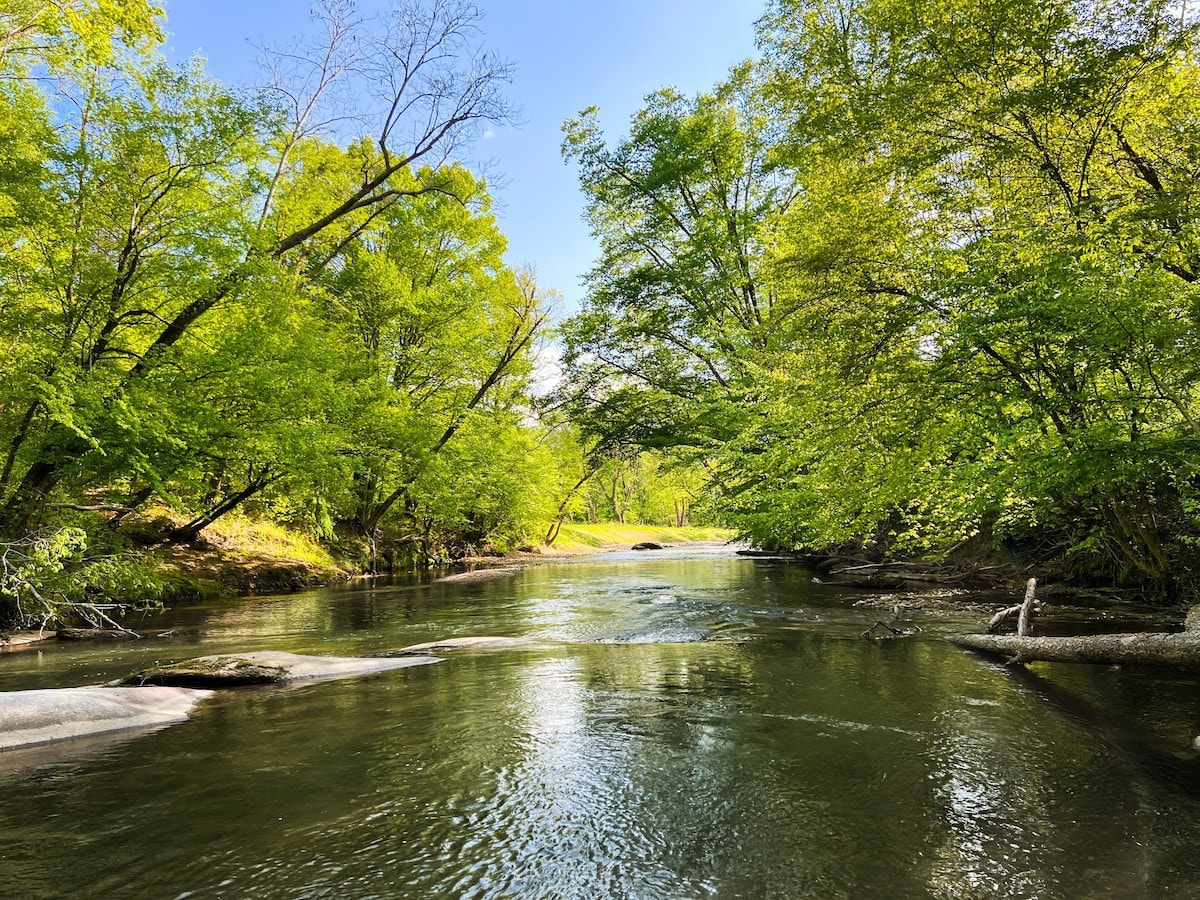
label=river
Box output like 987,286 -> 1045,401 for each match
2,545 -> 1198,898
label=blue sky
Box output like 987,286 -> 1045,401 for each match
162,1 -> 764,312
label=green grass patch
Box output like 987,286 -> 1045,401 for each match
205,516 -> 343,570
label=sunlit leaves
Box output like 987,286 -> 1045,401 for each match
566,0 -> 1200,591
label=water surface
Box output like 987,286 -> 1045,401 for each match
2,546 -> 1198,898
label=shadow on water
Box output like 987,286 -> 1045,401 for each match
993,660 -> 1200,795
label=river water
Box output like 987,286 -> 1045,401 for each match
1,546 -> 1198,898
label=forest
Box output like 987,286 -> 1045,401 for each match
2,0 -> 1199,628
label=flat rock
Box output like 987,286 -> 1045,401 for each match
121,650 -> 441,687
631,542 -> 664,551
0,686 -> 212,751
436,566 -> 521,584
57,627 -> 141,641
374,636 -> 527,657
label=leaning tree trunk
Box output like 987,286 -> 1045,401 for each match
167,473 -> 276,544
950,605 -> 1200,673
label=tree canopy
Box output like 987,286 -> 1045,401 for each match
0,0 -> 594,628
562,0 -> 1200,596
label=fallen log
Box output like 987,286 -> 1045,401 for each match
57,627 -> 141,641
949,631 -> 1200,673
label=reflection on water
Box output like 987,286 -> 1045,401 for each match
1,547 -> 1199,898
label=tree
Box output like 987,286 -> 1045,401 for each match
563,0 -> 1200,594
560,66 -> 789,459
320,180 -> 549,540
757,0 -> 1200,586
0,0 -> 514,538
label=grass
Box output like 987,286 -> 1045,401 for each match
203,516 -> 344,570
549,523 -> 735,553
129,510 -> 354,599
117,511 -> 732,600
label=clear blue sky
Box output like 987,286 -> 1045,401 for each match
162,1 -> 764,311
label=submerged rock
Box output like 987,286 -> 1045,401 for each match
57,628 -> 141,641
121,650 -> 441,687
435,566 -> 522,583
0,686 -> 212,751
596,625 -> 713,644
373,636 -> 527,657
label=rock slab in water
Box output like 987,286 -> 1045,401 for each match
122,650 -> 441,687
631,542 -> 664,551
0,686 -> 212,751
374,636 -> 527,657
436,566 -> 521,584
0,631 -> 56,648
57,627 -> 141,641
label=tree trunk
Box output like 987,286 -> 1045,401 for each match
545,472 -> 592,546
0,425 -> 94,538
950,630 -> 1200,673
107,485 -> 154,529
167,474 -> 275,544
0,457 -> 67,538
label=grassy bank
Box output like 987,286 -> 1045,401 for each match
144,520 -> 735,598
146,516 -> 355,599
144,519 -> 733,598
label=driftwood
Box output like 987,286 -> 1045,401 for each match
986,577 -> 1040,635
57,627 -> 142,641
952,601 -> 1200,673
861,605 -> 922,640
950,631 -> 1200,673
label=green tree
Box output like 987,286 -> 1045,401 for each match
561,67 -> 787,458
0,0 -> 514,538
756,0 -> 1200,585
318,180 -> 548,542
564,0 -> 1200,594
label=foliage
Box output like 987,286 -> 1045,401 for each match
550,523 -> 733,553
0,527 -> 163,630
578,454 -> 712,527
0,0 -> 580,588
562,0 -> 1200,597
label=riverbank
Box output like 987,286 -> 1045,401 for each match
1,517 -> 736,643
137,518 -> 735,601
